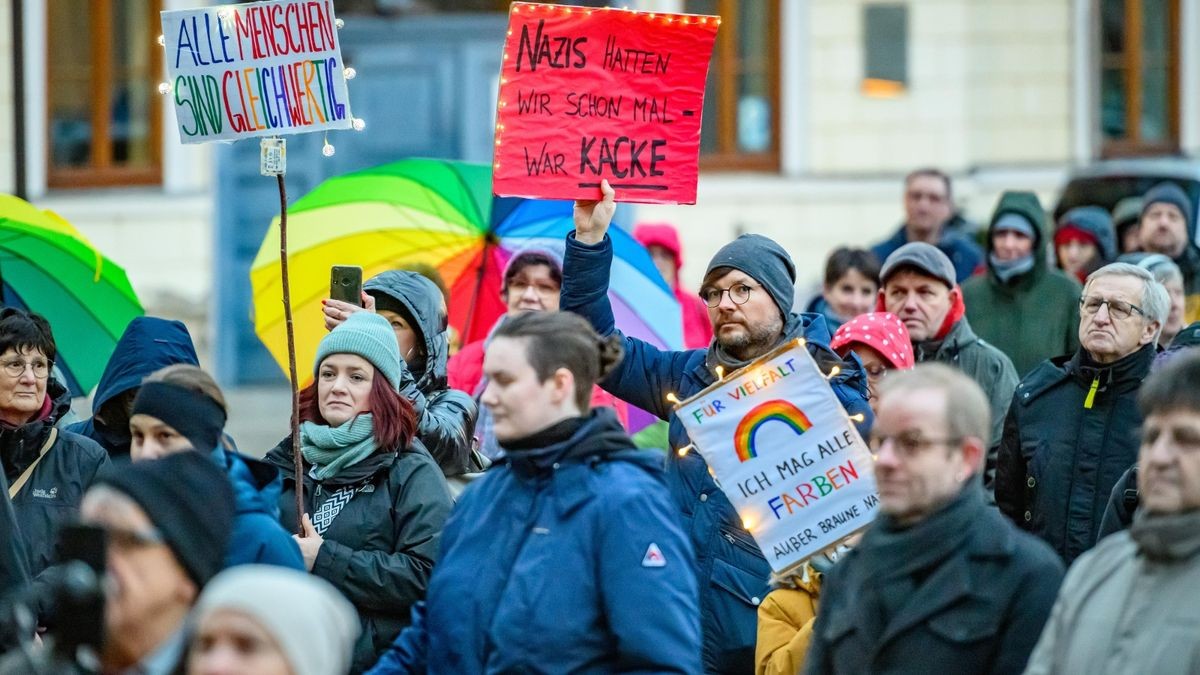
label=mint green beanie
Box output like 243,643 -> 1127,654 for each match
314,312 -> 402,391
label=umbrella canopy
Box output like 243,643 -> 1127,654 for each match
251,158 -> 683,386
0,194 -> 144,396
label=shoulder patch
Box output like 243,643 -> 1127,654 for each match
642,542 -> 666,567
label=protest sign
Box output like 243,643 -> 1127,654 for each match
160,0 -> 353,144
676,340 -> 880,573
492,3 -> 719,205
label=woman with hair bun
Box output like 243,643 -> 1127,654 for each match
369,311 -> 700,674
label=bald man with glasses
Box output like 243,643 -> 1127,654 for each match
997,263 -> 1170,564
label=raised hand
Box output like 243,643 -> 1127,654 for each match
573,179 -> 616,246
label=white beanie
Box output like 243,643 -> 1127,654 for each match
190,565 -> 359,675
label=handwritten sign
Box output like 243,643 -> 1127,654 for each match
161,0 -> 352,144
677,341 -> 880,574
492,3 -> 719,205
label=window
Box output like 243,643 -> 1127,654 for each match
862,4 -> 907,97
1100,0 -> 1179,156
687,0 -> 780,171
46,0 -> 162,188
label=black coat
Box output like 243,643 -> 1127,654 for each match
805,489 -> 1064,675
266,440 -> 452,674
996,344 -> 1153,563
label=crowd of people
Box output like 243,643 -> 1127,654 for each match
0,168 -> 1196,674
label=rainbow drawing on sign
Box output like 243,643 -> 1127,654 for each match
733,400 -> 813,462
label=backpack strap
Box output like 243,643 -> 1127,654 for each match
9,428 -> 58,498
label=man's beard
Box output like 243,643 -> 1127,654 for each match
716,314 -> 784,362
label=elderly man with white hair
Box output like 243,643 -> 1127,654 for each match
997,262 -> 1170,564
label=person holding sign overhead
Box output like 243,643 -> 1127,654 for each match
564,180 -> 872,675
805,364 -> 1063,675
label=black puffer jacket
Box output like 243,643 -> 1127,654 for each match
365,271 -> 478,478
996,343 -> 1154,564
265,439 -> 452,674
1,379 -> 109,578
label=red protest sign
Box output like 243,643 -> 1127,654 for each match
492,3 -> 719,205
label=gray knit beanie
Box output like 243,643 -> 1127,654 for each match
703,234 -> 797,319
315,311 -> 403,391
1141,182 -> 1194,230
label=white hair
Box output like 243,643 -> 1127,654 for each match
1084,262 -> 1171,330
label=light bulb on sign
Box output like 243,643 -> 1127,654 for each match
158,82 -> 172,95
665,392 -> 680,405
352,118 -> 366,131
343,67 -> 356,80
156,34 -> 165,46
322,142 -> 335,157
335,18 -> 345,29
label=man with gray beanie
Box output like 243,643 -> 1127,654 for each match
562,180 -> 872,675
1136,181 -> 1200,324
879,241 -> 1018,488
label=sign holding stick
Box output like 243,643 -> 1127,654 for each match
492,3 -> 719,205
161,0 -> 353,144
677,340 -> 880,573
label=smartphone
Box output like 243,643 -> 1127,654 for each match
330,265 -> 364,307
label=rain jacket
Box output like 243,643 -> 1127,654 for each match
560,232 -> 873,675
870,225 -> 984,284
368,409 -> 701,675
212,447 -> 303,570
65,317 -> 199,458
633,223 -> 714,349
995,343 -> 1154,564
364,272 -> 477,477
963,192 -> 1082,377
755,566 -> 823,675
3,379 -> 109,578
1025,510 -> 1200,674
265,439 -> 452,673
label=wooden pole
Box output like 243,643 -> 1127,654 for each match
276,173 -> 305,535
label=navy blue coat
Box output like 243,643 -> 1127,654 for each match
369,410 -> 701,674
559,234 -> 873,674
212,448 -> 303,571
871,225 -> 984,284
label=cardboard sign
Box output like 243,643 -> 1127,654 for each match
492,3 -> 719,205
676,340 -> 880,573
161,0 -> 353,144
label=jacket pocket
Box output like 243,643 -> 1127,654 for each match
708,558 -> 768,672
926,603 -> 1002,644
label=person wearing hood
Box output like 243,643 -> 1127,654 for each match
830,312 -> 915,413
128,364 -> 303,571
634,222 -> 713,349
878,243 -> 1018,488
368,311 -> 700,675
1137,182 -> 1200,323
563,181 -> 872,675
65,317 -> 199,460
1054,206 -> 1117,284
323,271 -> 479,479
996,263 -> 1168,564
1121,253 -> 1187,348
963,191 -> 1082,377
1112,195 -> 1144,255
804,248 -> 881,333
870,168 -> 983,283
0,308 -> 109,581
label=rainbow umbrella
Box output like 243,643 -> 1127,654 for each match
251,158 -> 683,388
0,194 -> 144,396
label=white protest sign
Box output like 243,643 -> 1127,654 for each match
161,0 -> 353,144
676,339 -> 880,573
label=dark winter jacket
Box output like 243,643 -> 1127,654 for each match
996,343 -> 1154,564
560,233 -> 873,675
805,486 -> 1064,675
963,192 -> 1082,377
265,438 -> 452,673
1097,464 -> 1139,540
871,225 -> 984,284
212,447 -> 303,570
368,410 -> 701,675
0,472 -> 28,600
2,379 -> 109,578
65,317 -> 199,458
364,272 -> 478,478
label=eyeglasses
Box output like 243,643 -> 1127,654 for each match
700,283 -> 757,308
1080,296 -> 1145,321
0,359 -> 51,379
507,280 -> 559,296
863,363 -> 890,380
868,431 -> 962,458
103,525 -> 166,551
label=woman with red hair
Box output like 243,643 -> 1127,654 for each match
265,311 -> 452,673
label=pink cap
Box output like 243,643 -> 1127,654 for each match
830,312 -> 914,371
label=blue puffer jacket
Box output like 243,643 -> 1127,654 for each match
368,409 -> 700,674
559,234 -> 873,675
213,447 -> 303,570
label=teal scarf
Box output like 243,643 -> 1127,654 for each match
300,414 -> 378,481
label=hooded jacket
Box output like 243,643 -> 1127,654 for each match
1056,206 -> 1118,266
560,232 -> 872,675
634,223 -> 714,349
870,225 -> 983,284
756,565 -> 823,675
369,410 -> 701,675
996,343 -> 1154,564
3,378 -> 109,578
364,272 -> 477,477
213,447 -> 303,570
65,317 -> 199,458
963,192 -> 1082,377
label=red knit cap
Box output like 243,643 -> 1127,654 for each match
830,312 -> 915,371
1053,224 -> 1099,248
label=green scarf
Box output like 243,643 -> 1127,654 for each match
300,414 -> 378,481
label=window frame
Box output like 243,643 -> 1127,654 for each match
45,0 -> 164,189
1099,0 -> 1180,158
